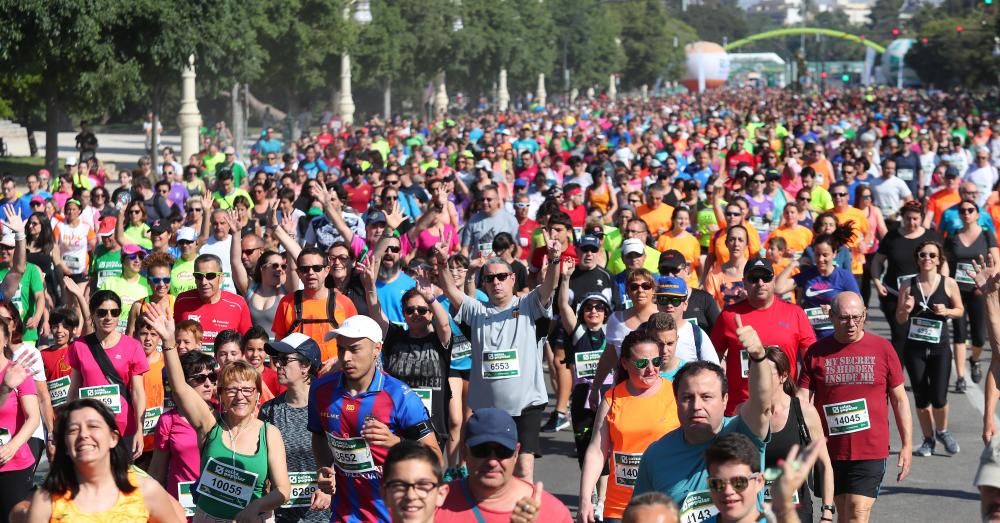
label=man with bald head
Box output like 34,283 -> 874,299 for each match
938,181 -> 997,237
797,292 -> 912,523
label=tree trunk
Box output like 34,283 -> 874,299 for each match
45,96 -> 60,174
287,89 -> 300,144
231,83 -> 245,160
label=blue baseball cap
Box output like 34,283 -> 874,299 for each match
465,408 -> 518,450
656,275 -> 688,297
578,234 -> 602,250
266,332 -> 322,370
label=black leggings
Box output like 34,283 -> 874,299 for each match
0,466 -> 33,522
861,254 -> 875,307
570,383 -> 596,469
953,288 -> 987,348
903,344 -> 952,409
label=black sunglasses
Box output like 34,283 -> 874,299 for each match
469,443 -> 516,460
187,372 -> 218,386
404,306 -> 431,315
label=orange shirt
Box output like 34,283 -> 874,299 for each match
709,224 -> 762,266
927,188 -> 961,229
704,265 -> 747,309
587,184 -> 613,214
603,378 -> 679,519
656,231 -> 701,288
272,290 -> 358,364
832,206 -> 869,275
142,355 -> 165,453
770,224 -> 814,256
807,158 -> 834,189
637,203 -> 675,237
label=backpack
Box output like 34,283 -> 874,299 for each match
287,289 -> 340,333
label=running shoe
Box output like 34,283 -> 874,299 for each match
971,360 -> 984,384
955,376 -> 968,394
915,437 -> 935,457
541,410 -> 571,432
936,430 -> 960,454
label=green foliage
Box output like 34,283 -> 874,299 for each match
868,0 -> 904,42
549,0 -> 625,90
612,0 -> 694,88
906,15 -> 999,87
680,5 -> 749,44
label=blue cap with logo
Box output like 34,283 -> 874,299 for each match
578,234 -> 602,250
465,408 -> 518,450
656,275 -> 688,296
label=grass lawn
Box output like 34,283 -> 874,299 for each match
0,156 -> 45,179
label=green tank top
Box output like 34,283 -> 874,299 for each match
195,421 -> 270,519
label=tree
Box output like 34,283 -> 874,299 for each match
549,0 -> 625,92
0,0 -> 141,171
680,5 -> 749,45
612,0 -> 693,89
906,15 -> 998,87
355,0 -> 411,118
868,0 -> 905,42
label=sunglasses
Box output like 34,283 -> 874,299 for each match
187,372 -> 218,386
581,302 -> 607,312
125,252 -> 146,261
514,203 -> 529,209
297,264 -> 326,274
385,245 -> 401,254
266,262 -> 288,271
581,246 -> 600,254
177,240 -> 194,247
632,356 -> 663,370
242,248 -> 261,256
149,276 -> 171,286
655,295 -> 686,307
628,282 -> 654,292
707,474 -> 760,493
747,274 -> 774,284
193,272 -> 222,281
405,306 -> 431,315
918,251 -> 938,259
469,443 -> 516,460
272,355 -> 306,367
95,308 -> 121,318
960,207 -> 977,215
328,254 -> 350,264
725,212 -> 741,217
482,272 -> 512,284
832,192 -> 848,198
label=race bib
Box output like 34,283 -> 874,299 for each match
282,472 -> 319,508
896,273 -> 916,291
763,480 -> 799,504
327,434 -> 376,474
477,241 -> 493,255
62,254 -> 83,273
955,262 -> 975,285
823,398 -> 871,435
897,168 -> 914,181
412,388 -> 434,415
196,457 -> 259,509
178,481 -> 196,517
740,350 -> 750,379
679,490 -> 720,523
805,307 -> 833,331
748,215 -> 770,233
908,317 -> 943,344
613,452 -> 642,487
482,350 -> 520,379
450,338 -> 472,361
143,406 -> 162,436
47,376 -> 71,407
80,384 -> 122,414
0,427 -> 9,445
573,227 -> 584,239
574,350 -> 602,379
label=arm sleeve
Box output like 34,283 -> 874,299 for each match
455,294 -> 485,326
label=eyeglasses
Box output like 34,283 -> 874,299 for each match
242,248 -> 261,257
149,276 -> 171,286
836,314 -> 865,324
187,372 -> 218,386
193,271 -> 222,281
272,355 -> 305,367
918,251 -> 938,259
631,356 -> 663,370
832,192 -> 848,198
469,443 -> 516,460
655,295 -> 686,307
581,302 -> 608,312
960,207 -> 977,215
95,308 -> 121,318
725,212 -> 742,217
482,272 -> 513,284
384,479 -> 441,497
747,274 -> 774,284
628,282 -> 654,292
385,245 -> 401,254
223,387 -> 257,397
266,262 -> 288,271
405,306 -> 431,315
125,252 -> 146,261
297,265 -> 326,274
707,474 -> 760,493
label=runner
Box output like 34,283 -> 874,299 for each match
380,441 -> 451,523
653,276 -> 720,366
896,241 -> 964,456
704,225 -> 751,309
173,254 -> 252,353
797,292 -> 912,523
703,434 -> 767,523
577,328 -> 680,523
774,234 -> 860,339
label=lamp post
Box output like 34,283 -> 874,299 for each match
178,54 -> 202,164
337,0 -> 373,128
498,69 -> 510,111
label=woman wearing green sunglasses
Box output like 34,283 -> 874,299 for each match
577,328 -> 680,523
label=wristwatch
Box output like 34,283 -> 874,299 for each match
821,504 -> 836,515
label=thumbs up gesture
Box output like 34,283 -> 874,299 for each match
735,314 -> 765,360
511,481 -> 544,523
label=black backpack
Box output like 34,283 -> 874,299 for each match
287,289 -> 340,333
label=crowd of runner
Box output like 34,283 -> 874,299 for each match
0,86 -> 996,522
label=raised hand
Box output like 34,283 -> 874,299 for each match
386,200 -> 405,230
971,255 -> 1000,296
561,257 -> 575,278
141,302 -> 173,342
2,351 -> 39,391
415,277 -> 436,302
223,209 -> 240,231
1,205 -> 24,235
512,481 -> 544,523
734,314 -> 764,359
357,253 -> 377,292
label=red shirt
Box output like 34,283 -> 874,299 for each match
173,290 -> 252,351
797,333 -> 904,461
40,346 -> 72,383
261,365 -> 285,396
315,132 -> 334,149
435,477 -> 573,522
560,205 -> 587,230
711,299 -> 816,415
517,218 -> 539,260
529,244 -> 578,271
344,181 -> 373,213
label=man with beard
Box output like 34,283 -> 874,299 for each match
375,234 -> 416,325
272,247 -> 358,366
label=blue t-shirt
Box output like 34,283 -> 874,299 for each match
634,416 -> 769,521
376,272 -> 417,325
438,290 -> 489,371
793,266 -> 860,337
939,203 -> 996,237
658,359 -> 687,382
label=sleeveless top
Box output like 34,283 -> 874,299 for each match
588,184 -> 612,213
195,421 -> 270,519
764,398 -> 813,523
247,285 -> 281,334
907,276 -> 951,349
49,471 -> 149,522
603,378 -> 680,519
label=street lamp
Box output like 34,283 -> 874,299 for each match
338,0 -> 372,127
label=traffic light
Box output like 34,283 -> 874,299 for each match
956,25 -> 964,33
987,0 -> 994,6
821,71 -> 828,79
841,74 -> 850,82
892,27 -> 901,36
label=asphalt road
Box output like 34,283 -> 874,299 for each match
533,311 -> 987,522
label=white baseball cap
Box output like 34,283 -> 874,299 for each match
622,238 -> 645,256
176,226 -> 197,242
325,315 -> 384,344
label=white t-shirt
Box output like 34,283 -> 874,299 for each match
675,321 -> 720,365
55,221 -> 93,275
199,235 -> 236,293
871,176 -> 912,216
